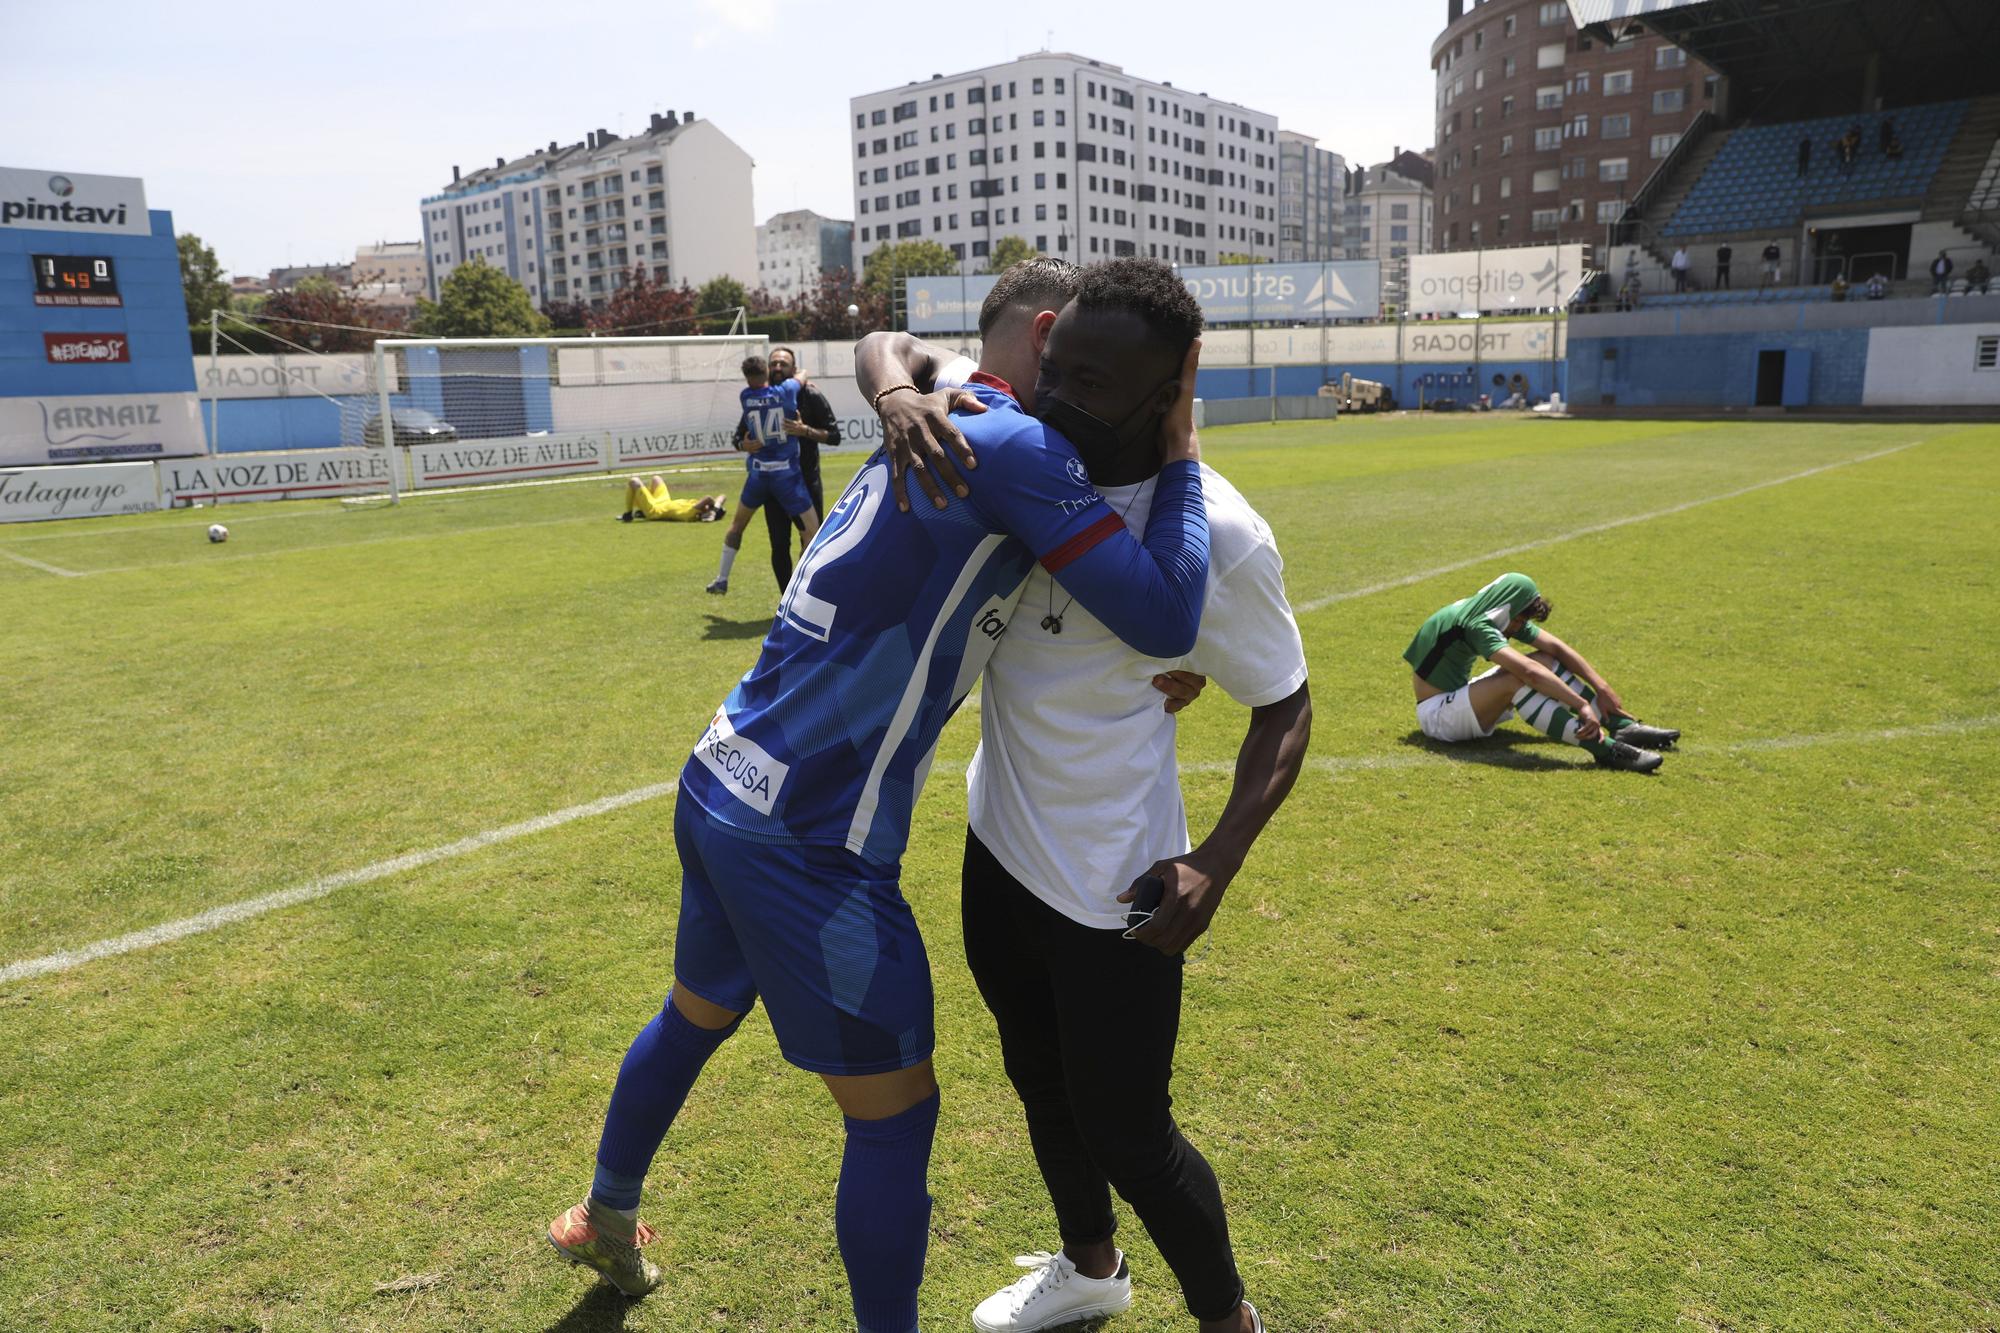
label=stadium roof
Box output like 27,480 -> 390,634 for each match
1572,0 -> 2000,113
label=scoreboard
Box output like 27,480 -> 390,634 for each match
0,167 -> 202,468
33,254 -> 122,307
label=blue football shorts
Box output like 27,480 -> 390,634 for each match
670,785 -> 934,1076
739,459 -> 814,518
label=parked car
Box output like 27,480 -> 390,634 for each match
362,407 -> 458,448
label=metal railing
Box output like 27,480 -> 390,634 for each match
1610,110 -> 1716,247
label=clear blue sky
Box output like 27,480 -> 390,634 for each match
0,0 -> 1441,279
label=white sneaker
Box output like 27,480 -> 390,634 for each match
970,1250 -> 1133,1332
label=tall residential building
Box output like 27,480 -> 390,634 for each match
353,241 -> 426,289
420,111 -> 756,311
849,53 -> 1282,273
757,209 -> 856,300
1431,0 -> 1717,251
1278,131 -> 1348,262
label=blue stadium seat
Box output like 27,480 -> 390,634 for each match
1662,102 -> 1969,238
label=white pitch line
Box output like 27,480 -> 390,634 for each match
1296,442 -> 1921,614
75,512 -> 606,577
0,548 -> 83,577
0,780 -> 676,985
5,711 -> 1994,988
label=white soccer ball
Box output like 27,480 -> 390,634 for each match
207,524 -> 229,544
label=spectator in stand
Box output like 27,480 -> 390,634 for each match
1715,244 -> 1734,290
1864,272 -> 1889,301
1878,118 -> 1898,157
1967,258 -> 1992,295
1761,241 -> 1784,290
1837,126 -> 1862,175
1671,246 -> 1692,293
1931,250 -> 1956,295
1884,134 -> 1905,162
1617,275 -> 1641,311
1831,274 -> 1851,303
1797,135 -> 1813,178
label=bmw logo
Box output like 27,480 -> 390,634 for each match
1065,456 -> 1089,486
47,175 -> 74,197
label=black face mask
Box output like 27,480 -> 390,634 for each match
1032,376 -> 1175,465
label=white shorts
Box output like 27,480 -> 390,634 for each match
1415,668 -> 1510,743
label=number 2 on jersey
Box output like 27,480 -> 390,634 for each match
780,461 -> 888,641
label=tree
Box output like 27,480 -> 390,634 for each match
859,240 -> 958,301
410,257 -> 549,338
540,298 -> 592,332
257,278 -> 387,352
787,266 -> 886,341
985,235 -> 1039,274
588,266 -> 699,334
178,233 -> 232,323
697,275 -> 748,317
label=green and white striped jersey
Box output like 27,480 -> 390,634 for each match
1403,572 -> 1544,691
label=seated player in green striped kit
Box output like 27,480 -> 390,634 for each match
1404,572 -> 1679,773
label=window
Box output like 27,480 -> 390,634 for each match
1535,127 -> 1562,151
871,109 -> 886,125
1604,70 -> 1634,95
1571,114 -> 1591,138
1651,132 -> 1681,158
1055,77 -> 1065,93
1656,45 -> 1687,68
1538,41 -> 1566,69
1033,109 -> 1044,126
1503,55 -> 1517,77
1032,77 -> 1044,93
1532,208 -> 1560,232
1653,88 -> 1686,113
1596,199 -> 1625,222
1539,1 -> 1566,21
1602,114 -> 1632,139
1390,225 -> 1408,241
1599,157 -> 1630,182
1538,85 -> 1565,110
1504,14 -> 1516,35
1391,203 -> 1409,220
1978,335 -> 1999,370
1532,167 -> 1560,192
1500,175 -> 1513,198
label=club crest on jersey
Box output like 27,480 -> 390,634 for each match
1065,456 -> 1090,487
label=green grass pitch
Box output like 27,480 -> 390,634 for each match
1,415 -> 1995,1332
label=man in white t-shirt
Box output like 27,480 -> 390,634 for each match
859,259 -> 1312,1333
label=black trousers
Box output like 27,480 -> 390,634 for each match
960,830 -> 1244,1321
764,444 -> 824,590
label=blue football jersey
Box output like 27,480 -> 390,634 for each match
739,380 -> 800,467
685,381 -> 1161,867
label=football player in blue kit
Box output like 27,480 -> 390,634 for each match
547,264 -> 1213,1333
707,354 -> 821,595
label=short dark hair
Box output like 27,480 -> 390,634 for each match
1522,595 -> 1553,623
741,354 -> 767,378
1071,258 -> 1204,359
978,257 -> 1080,336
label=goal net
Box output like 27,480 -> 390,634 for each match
347,333 -> 765,501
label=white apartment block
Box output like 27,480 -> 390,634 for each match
757,209 -> 857,300
849,53 -> 1282,273
421,111 -> 755,310
1344,161 -> 1436,263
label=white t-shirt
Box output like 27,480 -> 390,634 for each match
935,355 -> 977,390
966,464 -> 1308,928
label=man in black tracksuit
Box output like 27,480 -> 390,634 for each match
742,345 -> 840,589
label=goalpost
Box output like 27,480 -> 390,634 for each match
352,332 -> 766,505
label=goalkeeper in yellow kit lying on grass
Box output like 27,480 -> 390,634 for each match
619,475 -> 728,524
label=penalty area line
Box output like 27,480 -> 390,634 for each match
1296,442 -> 1921,615
0,548 -> 84,577
0,780 -> 678,986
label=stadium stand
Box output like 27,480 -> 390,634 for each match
1661,103 -> 1967,237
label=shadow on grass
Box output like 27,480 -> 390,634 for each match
1396,728 -> 1585,772
543,1283 -> 634,1332
538,1286 -> 1113,1333
701,614 -> 772,642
